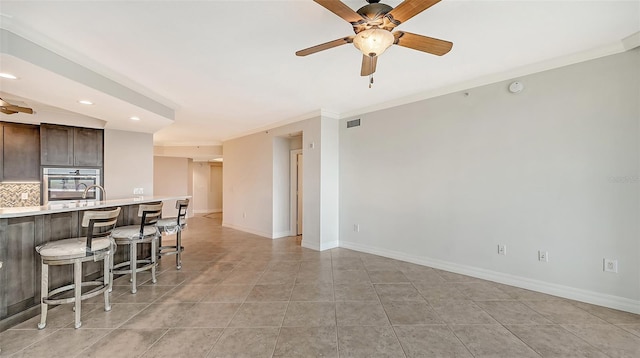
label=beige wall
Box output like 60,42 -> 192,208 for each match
154,156 -> 191,217
104,129 -> 154,200
222,114 -> 340,249
339,48 -> 640,312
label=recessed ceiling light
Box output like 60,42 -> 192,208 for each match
0,73 -> 18,79
130,116 -> 140,121
78,100 -> 93,105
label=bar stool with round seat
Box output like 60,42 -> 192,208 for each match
111,202 -> 163,294
157,199 -> 189,269
36,207 -> 121,329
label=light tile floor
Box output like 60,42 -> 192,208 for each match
2,214 -> 639,357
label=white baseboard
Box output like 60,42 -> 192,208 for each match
302,239 -> 339,251
301,240 -> 320,251
321,240 -> 339,251
272,231 -> 292,239
340,240 -> 640,315
220,223 -> 293,240
194,209 -> 220,214
221,222 -> 272,239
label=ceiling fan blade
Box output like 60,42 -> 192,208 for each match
296,36 -> 353,56
313,0 -> 364,24
0,107 -> 18,115
360,55 -> 378,76
385,0 -> 440,27
5,105 -> 34,114
0,98 -> 34,114
394,31 -> 452,56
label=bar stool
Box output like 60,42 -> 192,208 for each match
157,199 -> 189,269
36,207 -> 121,329
111,202 -> 162,294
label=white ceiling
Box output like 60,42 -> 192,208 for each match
0,0 -> 638,146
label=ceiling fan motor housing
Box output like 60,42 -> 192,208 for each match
356,3 -> 394,32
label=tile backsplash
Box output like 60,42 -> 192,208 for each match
0,182 -> 41,207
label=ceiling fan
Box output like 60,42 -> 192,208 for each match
296,0 -> 452,86
0,97 -> 34,115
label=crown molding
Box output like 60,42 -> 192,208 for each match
222,109 -> 324,142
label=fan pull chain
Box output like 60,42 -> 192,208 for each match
368,55 -> 375,88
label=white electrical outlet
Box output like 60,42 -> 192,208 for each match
20,192 -> 28,200
538,250 -> 549,262
242,212 -> 246,218
354,224 -> 360,232
498,245 -> 507,255
603,259 -> 618,273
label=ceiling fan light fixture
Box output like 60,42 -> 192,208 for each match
353,28 -> 394,57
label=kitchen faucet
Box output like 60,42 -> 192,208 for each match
82,184 -> 107,201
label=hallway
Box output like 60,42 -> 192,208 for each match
1,214 -> 639,357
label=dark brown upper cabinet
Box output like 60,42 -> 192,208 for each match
40,124 -> 74,166
40,124 -> 103,167
0,122 -> 41,181
73,127 -> 103,167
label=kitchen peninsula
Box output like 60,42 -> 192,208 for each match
0,195 -> 189,331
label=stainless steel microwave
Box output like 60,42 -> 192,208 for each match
42,168 -> 101,204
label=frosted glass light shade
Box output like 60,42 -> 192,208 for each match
353,28 -> 394,57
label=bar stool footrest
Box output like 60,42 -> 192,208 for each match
158,246 -> 184,256
42,281 -> 109,305
112,260 -> 157,275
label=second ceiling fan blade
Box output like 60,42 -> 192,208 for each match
0,98 -> 34,114
385,0 -> 440,26
296,36 -> 354,56
0,108 -> 17,115
5,105 -> 34,114
394,31 -> 452,56
314,0 -> 364,24
360,55 -> 378,76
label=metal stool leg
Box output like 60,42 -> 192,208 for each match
74,261 -> 82,329
103,252 -> 111,312
38,261 -> 48,329
151,236 -> 158,283
130,242 -> 137,294
176,231 -> 182,270
108,243 -> 114,293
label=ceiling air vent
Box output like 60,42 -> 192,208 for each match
346,119 -> 361,128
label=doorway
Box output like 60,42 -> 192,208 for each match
290,149 -> 303,236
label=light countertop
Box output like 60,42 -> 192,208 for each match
0,196 -> 190,219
